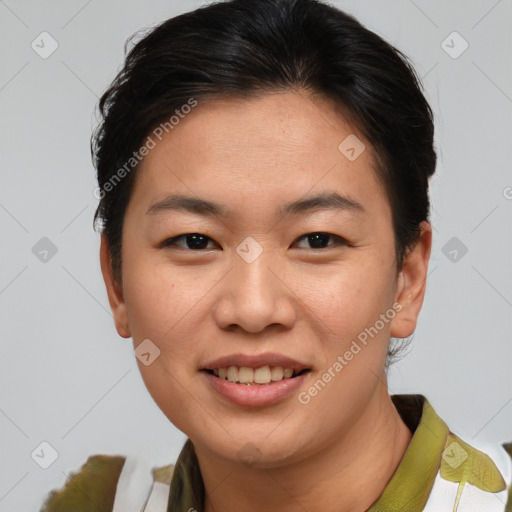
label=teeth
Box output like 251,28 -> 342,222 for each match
211,365 -> 302,385
227,366 -> 238,383
271,366 -> 284,381
254,366 -> 271,384
238,367 -> 253,384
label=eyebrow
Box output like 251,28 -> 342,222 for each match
145,192 -> 365,218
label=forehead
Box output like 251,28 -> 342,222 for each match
128,91 -> 391,224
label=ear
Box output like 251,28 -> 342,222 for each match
390,221 -> 432,338
99,233 -> 131,338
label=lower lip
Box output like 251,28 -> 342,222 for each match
201,370 -> 310,407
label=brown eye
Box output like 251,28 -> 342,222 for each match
161,233 -> 216,250
293,232 -> 350,249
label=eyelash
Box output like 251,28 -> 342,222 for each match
159,232 -> 353,251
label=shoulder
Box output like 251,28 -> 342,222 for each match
39,453 -> 176,512
440,433 -> 511,488
426,433 -> 512,512
39,454 -> 126,512
501,441 -> 512,511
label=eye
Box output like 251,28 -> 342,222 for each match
160,233 -> 218,250
293,232 -> 351,249
159,232 -> 351,251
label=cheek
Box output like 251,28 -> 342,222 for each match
122,261 -> 202,430
302,261 -> 392,342
122,255 -> 203,343
293,267 -> 394,432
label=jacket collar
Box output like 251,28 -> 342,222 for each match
167,394 -> 449,512
367,394 -> 450,511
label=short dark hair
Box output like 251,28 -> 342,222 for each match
91,0 -> 436,364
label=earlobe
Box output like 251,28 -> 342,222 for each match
99,234 -> 131,339
390,221 -> 432,339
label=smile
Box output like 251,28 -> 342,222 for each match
201,367 -> 312,407
203,365 -> 310,385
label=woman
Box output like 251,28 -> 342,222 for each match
40,0 -> 511,510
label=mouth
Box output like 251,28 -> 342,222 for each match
201,366 -> 311,385
201,363 -> 312,407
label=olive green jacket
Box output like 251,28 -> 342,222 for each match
39,394 -> 512,512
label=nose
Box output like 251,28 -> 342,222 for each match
212,249 -> 297,334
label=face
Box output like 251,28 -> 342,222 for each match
101,91 -> 431,467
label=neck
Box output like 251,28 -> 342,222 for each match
199,385 -> 412,512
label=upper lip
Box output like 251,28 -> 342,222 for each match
202,352 -> 311,372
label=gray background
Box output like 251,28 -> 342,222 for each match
1,0 -> 511,510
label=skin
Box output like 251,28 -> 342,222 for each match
100,90 -> 432,511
